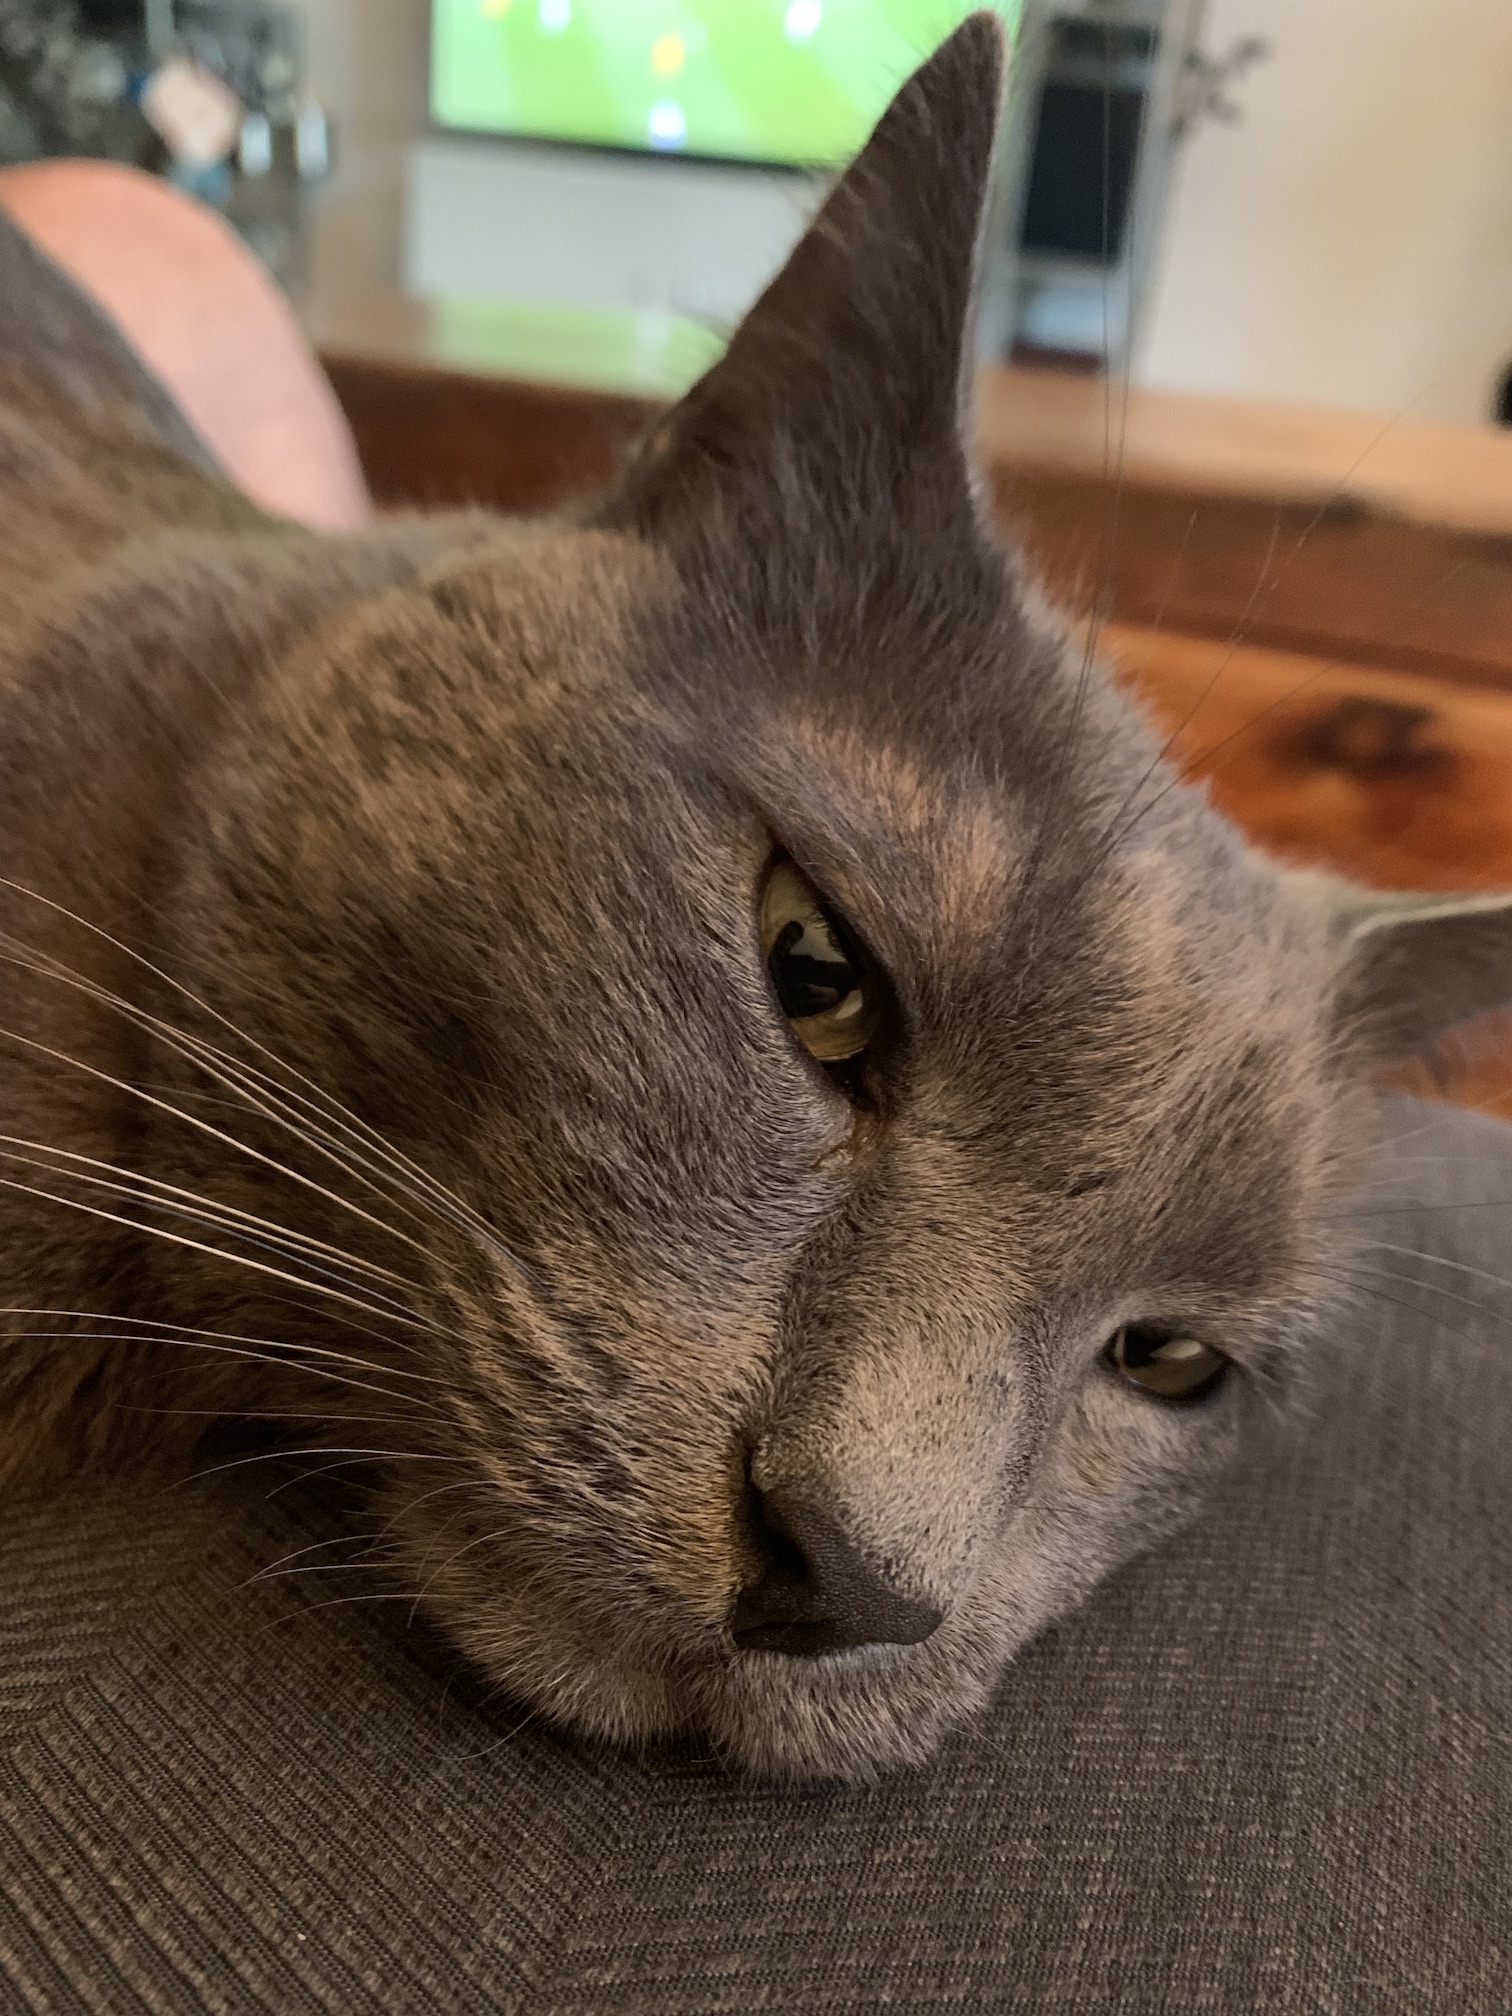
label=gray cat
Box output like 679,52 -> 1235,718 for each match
2,14 -> 1508,1783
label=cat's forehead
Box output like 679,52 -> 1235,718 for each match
750,713 -> 1022,934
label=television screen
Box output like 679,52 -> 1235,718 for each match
431,1 -> 1021,169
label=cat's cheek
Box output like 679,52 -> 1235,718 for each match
429,1587 -> 697,1750
1009,1373 -> 1249,1585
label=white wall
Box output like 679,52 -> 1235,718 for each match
1138,0 -> 1512,423
287,0 -> 1512,424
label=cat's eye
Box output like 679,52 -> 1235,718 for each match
760,859 -> 879,1064
1106,1323 -> 1229,1404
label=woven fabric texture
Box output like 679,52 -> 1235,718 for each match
2,1100 -> 1508,2016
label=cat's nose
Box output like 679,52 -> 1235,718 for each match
731,1484 -> 943,1656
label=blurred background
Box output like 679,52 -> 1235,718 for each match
1,0 -> 1508,423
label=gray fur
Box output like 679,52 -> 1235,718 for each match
1,16 -> 1507,1782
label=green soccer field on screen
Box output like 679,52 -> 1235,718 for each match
431,0 -> 1021,167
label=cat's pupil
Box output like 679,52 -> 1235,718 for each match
768,917 -> 858,1019
758,858 -> 880,1066
1108,1323 -> 1228,1404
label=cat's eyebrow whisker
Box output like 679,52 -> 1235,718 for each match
0,889 -> 525,1273
1377,1108 -> 1489,1150
1323,1258 -> 1512,1335
1064,388 -> 1467,904
1081,541 -> 1479,883
1314,1264 -> 1488,1350
0,1135 -> 422,1295
1351,1239 -> 1512,1297
1325,1198 -> 1512,1219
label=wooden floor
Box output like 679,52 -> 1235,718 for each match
1100,625 -> 1512,892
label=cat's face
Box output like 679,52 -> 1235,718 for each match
334,525 -> 1360,1783
182,16 -> 1512,1780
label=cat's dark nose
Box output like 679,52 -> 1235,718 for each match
732,1484 -> 943,1655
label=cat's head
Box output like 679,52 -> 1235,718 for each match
188,14 -> 1512,1780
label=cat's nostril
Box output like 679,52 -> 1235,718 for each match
732,1483 -> 943,1656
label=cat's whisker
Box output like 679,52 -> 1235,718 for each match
378,1476 -> 489,1540
0,1002 -> 451,1279
0,942 -> 469,1262
1,1307 -> 452,1395
410,1525 -> 515,1623
113,1405 -> 423,1425
0,1170 -> 443,1335
253,1288 -> 451,1369
177,1444 -> 462,1491
405,1491 -> 499,1588
0,1135 -> 423,1296
4,932 -> 540,1310
0,943 -> 471,1290
0,889 -> 526,1271
11,1334 -> 427,1409
244,1530 -> 380,1585
263,1452 -> 459,1499
247,1590 -> 433,1647
253,1558 -> 397,1581
444,1701 -> 547,1766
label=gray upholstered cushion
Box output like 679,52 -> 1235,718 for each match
3,1097 -> 1509,2014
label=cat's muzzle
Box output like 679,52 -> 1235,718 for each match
731,1482 -> 944,1656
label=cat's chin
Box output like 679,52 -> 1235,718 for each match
436,1589 -> 1000,1784
688,1634 -> 996,1784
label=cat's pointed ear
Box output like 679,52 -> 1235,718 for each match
607,12 -> 1007,531
1293,872 -> 1512,1060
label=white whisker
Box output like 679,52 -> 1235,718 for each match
0,1172 -> 441,1334
0,886 -> 529,1271
0,1136 -> 423,1294
1,1307 -> 452,1393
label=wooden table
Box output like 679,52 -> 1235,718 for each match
306,293 -> 1512,1112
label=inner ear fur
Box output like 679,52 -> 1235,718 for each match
604,11 -> 1006,536
1293,872 -> 1512,1061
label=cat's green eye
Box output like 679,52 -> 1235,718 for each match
1107,1323 -> 1229,1404
760,860 -> 879,1064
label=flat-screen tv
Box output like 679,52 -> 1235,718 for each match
431,1 -> 1022,169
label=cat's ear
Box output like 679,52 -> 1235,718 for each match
606,11 -> 1007,532
1294,872 -> 1512,1060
